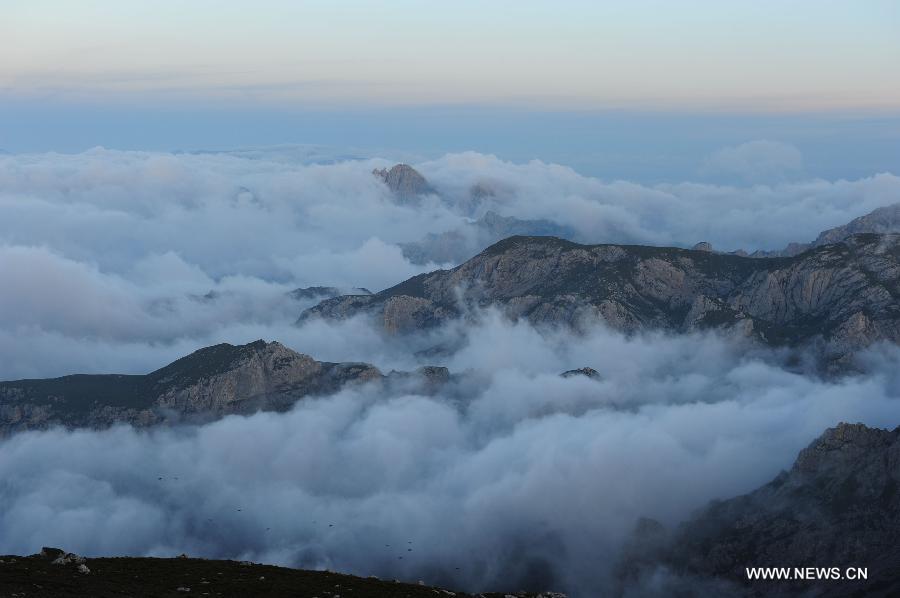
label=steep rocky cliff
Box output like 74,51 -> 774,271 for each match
0,341 -> 415,435
373,163 -> 433,203
622,423 -> 900,597
300,233 -> 900,362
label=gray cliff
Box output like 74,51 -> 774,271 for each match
300,233 -> 900,365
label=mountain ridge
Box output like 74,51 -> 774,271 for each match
0,340 -> 445,436
300,233 -> 900,366
621,421 -> 900,597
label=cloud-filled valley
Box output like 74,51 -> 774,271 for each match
1,145 -> 900,379
2,144 -> 900,596
3,315 -> 900,595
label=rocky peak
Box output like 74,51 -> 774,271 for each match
814,203 -> 900,246
147,340 -> 299,387
372,164 -> 432,202
301,233 -> 900,367
624,422 -> 900,595
691,241 -> 713,252
748,202 -> 900,258
793,421 -> 900,474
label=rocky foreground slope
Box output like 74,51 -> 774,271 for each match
621,422 -> 900,597
0,549 -> 565,598
301,233 -> 900,364
0,340 -> 446,436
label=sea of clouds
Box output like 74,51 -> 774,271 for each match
1,142 -> 899,378
2,314 -> 899,595
1,143 -> 899,596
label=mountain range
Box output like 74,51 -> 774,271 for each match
0,340 -> 449,437
374,163 -> 900,266
3,165 -> 900,595
301,233 -> 900,368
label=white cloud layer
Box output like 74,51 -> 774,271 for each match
1,315 -> 899,595
0,146 -> 898,378
1,145 -> 899,595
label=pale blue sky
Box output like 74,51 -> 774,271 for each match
5,0 -> 899,109
1,1 -> 898,178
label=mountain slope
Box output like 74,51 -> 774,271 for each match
750,202 -> 900,258
0,550 -> 565,598
623,422 -> 900,597
300,233 -> 900,362
0,341 -> 387,436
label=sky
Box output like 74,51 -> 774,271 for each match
5,1 -> 899,109
1,1 -> 898,180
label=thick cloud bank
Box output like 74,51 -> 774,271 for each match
1,145 -> 899,379
1,145 -> 900,596
1,316 -> 899,596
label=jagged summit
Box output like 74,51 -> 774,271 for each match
814,202 -> 900,245
372,163 -> 433,202
626,422 -> 900,596
749,202 -> 900,258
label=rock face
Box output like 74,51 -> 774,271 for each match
750,203 -> 900,258
373,164 -> 433,203
300,233 -> 900,363
630,423 -> 900,597
0,340 -> 443,435
815,203 -> 900,245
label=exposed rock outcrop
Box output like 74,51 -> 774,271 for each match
373,164 -> 433,203
622,422 -> 900,597
0,341 -> 446,435
300,233 -> 900,365
814,203 -> 900,246
750,202 -> 900,258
